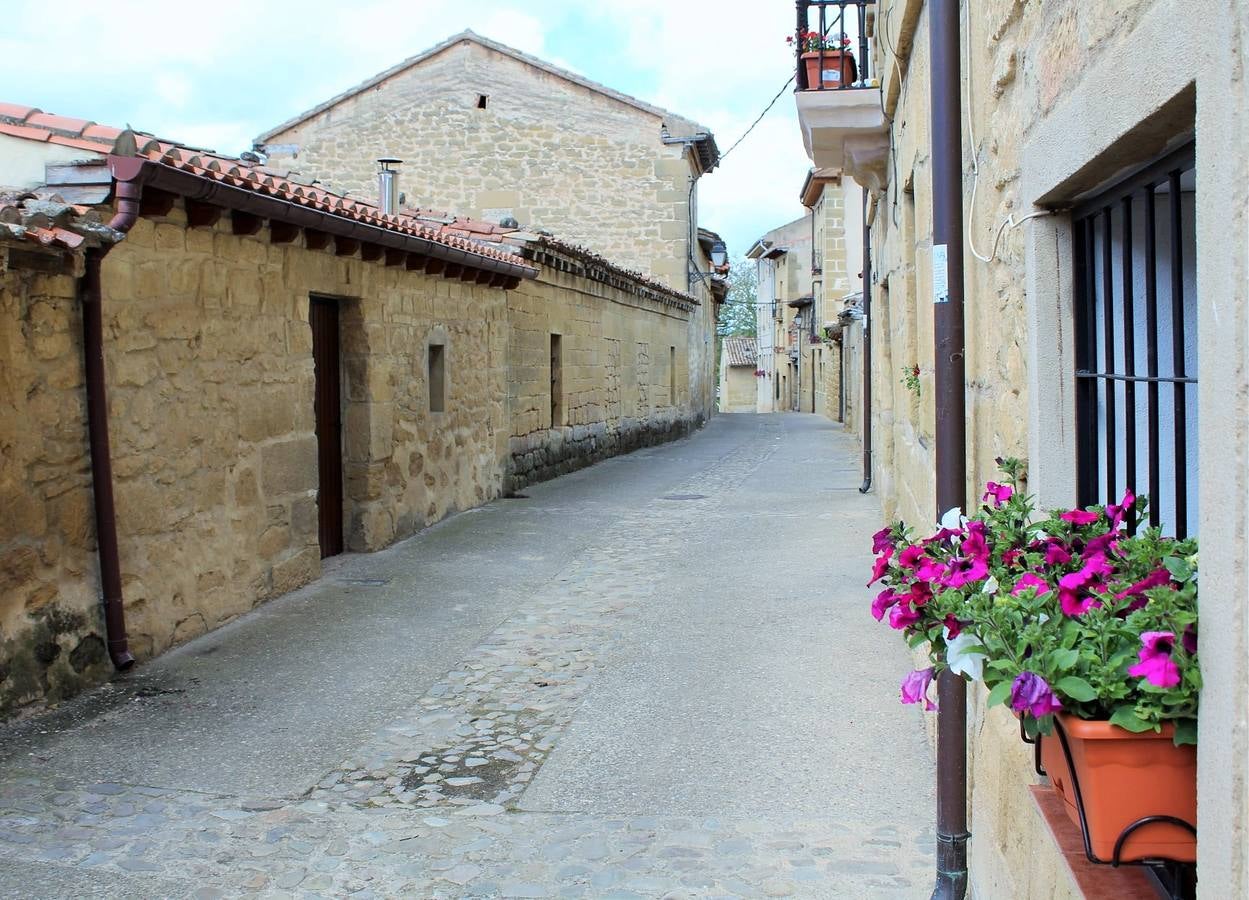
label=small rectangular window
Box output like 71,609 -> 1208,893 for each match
476,94 -> 489,109
428,343 -> 446,412
550,334 -> 563,426
669,346 -> 677,406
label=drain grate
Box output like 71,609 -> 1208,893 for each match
660,493 -> 706,501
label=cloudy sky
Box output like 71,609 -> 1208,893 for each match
0,0 -> 815,257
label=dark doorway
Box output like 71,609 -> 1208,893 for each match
310,296 -> 343,558
550,333 -> 563,427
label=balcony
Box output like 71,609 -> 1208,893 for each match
793,0 -> 889,190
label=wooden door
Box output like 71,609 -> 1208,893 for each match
310,296 -> 343,558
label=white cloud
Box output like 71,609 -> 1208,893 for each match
0,0 -> 817,255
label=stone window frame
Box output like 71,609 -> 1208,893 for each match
1018,4 -> 1244,890
426,326 -> 450,415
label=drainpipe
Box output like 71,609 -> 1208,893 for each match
81,179 -> 143,670
929,0 -> 969,896
858,189 -> 873,494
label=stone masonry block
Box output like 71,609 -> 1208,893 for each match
260,437 -> 318,496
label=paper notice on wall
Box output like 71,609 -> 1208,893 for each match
932,244 -> 949,304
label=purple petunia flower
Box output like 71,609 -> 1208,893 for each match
1011,572 -> 1051,597
872,526 -> 894,555
871,589 -> 900,621
900,667 -> 936,710
1009,671 -> 1063,718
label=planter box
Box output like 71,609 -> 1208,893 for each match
1039,714 -> 1196,863
801,51 -> 856,89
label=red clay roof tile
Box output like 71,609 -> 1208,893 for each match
0,123 -> 52,142
0,102 -> 37,120
26,112 -> 92,134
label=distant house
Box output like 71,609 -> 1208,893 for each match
718,336 -> 758,413
254,30 -> 723,419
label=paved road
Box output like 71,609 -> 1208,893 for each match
0,413 -> 935,898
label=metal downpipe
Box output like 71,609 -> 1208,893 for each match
82,180 -> 143,670
929,0 -> 969,895
858,188 -> 873,494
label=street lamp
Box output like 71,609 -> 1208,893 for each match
709,240 -> 727,268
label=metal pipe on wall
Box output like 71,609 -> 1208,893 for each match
858,188 -> 873,494
928,0 -> 970,896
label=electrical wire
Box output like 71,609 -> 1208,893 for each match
962,0 -> 1053,263
718,74 -> 797,165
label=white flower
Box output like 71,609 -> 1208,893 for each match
944,628 -> 986,681
939,507 -> 968,531
983,575 -> 999,596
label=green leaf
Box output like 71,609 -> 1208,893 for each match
986,681 -> 1013,709
1049,648 -> 1079,671
1108,706 -> 1155,733
1173,719 -> 1198,746
1163,555 -> 1193,582
1055,676 -> 1098,702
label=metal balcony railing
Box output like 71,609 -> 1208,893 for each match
794,0 -> 875,92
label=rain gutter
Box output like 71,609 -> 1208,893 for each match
858,189 -> 873,494
929,0 -> 970,896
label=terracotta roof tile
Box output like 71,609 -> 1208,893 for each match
0,102 -> 37,119
26,112 -> 93,133
723,336 -> 757,367
0,189 -> 121,251
0,123 -> 52,142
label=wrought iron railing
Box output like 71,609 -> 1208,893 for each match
794,0 -> 875,91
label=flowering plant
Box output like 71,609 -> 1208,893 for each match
787,30 -> 852,54
869,458 -> 1199,745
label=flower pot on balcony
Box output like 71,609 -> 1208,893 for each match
801,51 -> 856,89
1039,714 -> 1196,863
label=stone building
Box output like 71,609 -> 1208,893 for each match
793,0 -> 1248,896
253,30 -> 723,415
746,215 -> 811,413
717,335 -> 757,413
0,103 -> 713,715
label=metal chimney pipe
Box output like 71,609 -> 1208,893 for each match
377,158 -> 402,215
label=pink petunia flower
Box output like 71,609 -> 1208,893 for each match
1181,624 -> 1198,655
942,554 -> 990,589
1044,540 -> 1072,566
872,526 -> 894,555
888,601 -> 921,630
916,557 -> 947,583
1106,489 -> 1136,529
942,614 -> 965,639
983,482 -> 1014,506
962,521 -> 990,562
867,545 -> 894,586
1128,631 -> 1181,688
1060,508 -> 1101,526
900,667 -> 936,710
1011,572 -> 1052,597
871,589 -> 900,621
899,544 -> 926,570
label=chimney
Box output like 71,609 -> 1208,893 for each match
377,158 -> 402,215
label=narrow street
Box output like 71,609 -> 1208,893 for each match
0,415 -> 934,899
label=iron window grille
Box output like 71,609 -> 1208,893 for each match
1072,143 -> 1197,537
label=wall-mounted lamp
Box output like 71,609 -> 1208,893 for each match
709,240 -> 727,268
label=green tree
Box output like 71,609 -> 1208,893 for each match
716,258 -> 758,337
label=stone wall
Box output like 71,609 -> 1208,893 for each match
0,198 -> 710,715
860,0 -> 1249,895
257,37 -> 704,290
504,261 -> 701,491
0,261 -> 113,710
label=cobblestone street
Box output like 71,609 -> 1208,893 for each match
0,414 -> 935,899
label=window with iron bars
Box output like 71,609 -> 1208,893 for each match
1072,143 -> 1197,537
